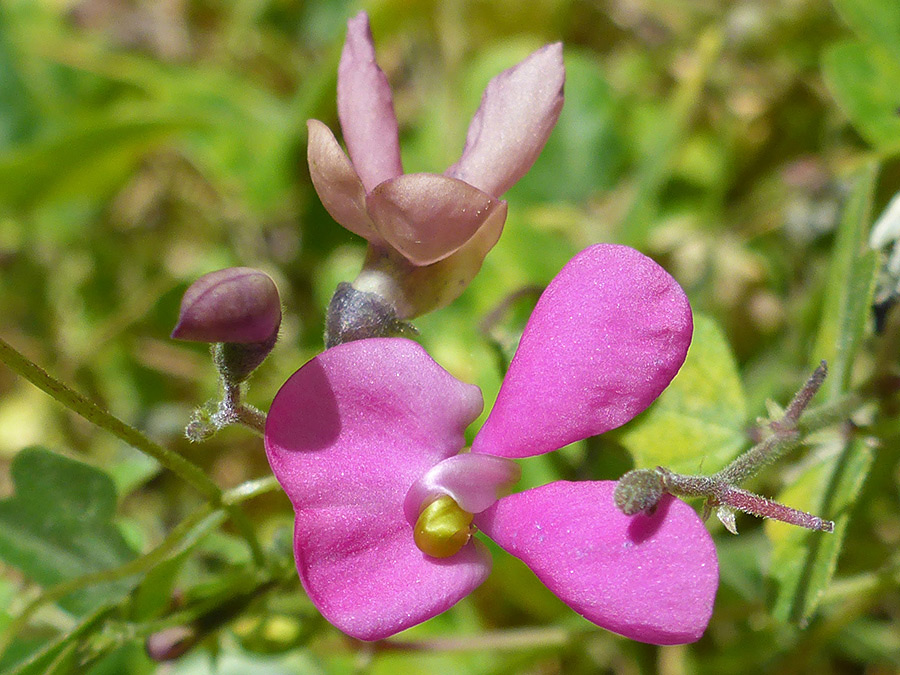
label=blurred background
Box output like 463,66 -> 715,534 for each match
0,0 -> 898,673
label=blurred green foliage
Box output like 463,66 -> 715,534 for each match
1,0 -> 899,673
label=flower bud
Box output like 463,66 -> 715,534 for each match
173,268 -> 282,383
172,268 -> 281,345
613,469 -> 666,516
146,625 -> 200,662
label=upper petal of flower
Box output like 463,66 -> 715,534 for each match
367,174 -> 504,265
354,200 -> 508,319
265,338 -> 488,640
337,12 -> 404,192
475,481 -> 718,645
446,43 -> 564,198
473,244 -> 692,458
307,120 -> 383,243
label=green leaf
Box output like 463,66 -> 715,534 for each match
768,166 -> 879,624
823,42 -> 900,153
0,447 -> 137,614
129,551 -> 188,621
766,436 -> 874,623
831,0 -> 900,61
811,163 -> 879,397
618,314 -> 748,474
0,112 -> 194,211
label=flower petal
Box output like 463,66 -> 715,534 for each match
265,338 -> 488,640
354,201 -> 508,319
475,481 -> 718,645
367,174 -> 503,266
292,512 -> 491,641
403,453 -> 521,525
473,244 -> 692,458
337,11 -> 403,192
306,119 -> 382,243
446,43 -> 564,198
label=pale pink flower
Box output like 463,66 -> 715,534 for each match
308,12 -> 565,319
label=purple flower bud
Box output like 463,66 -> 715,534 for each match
172,268 -> 281,345
146,625 -> 199,662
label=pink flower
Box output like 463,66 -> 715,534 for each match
308,11 -> 565,319
265,245 -> 718,644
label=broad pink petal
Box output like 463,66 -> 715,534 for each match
476,481 -> 718,645
265,338 -> 488,640
367,174 -> 503,266
473,244 -> 692,458
292,513 -> 491,641
306,120 -> 382,243
446,43 -> 564,198
403,454 -> 521,525
337,12 -> 403,192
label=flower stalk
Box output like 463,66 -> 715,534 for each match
0,336 -> 267,567
615,362 -> 838,533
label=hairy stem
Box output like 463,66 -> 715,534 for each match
0,505 -> 222,658
0,336 -> 219,499
719,362 -> 826,485
214,381 -> 266,436
0,336 -> 266,567
616,362 -> 858,533
660,470 -> 834,532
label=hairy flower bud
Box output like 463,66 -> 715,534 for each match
172,267 -> 282,383
172,267 -> 281,344
614,469 -> 666,516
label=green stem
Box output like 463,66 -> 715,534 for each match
234,404 -> 266,435
616,363 -> 864,532
218,381 -> 266,436
5,604 -> 117,675
718,362 -> 826,485
0,505 -> 223,658
0,336 -> 219,500
223,475 -> 281,504
380,626 -> 594,652
0,336 -> 266,567
0,473 -> 281,660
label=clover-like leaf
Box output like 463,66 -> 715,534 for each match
619,314 -> 747,474
0,447 -> 137,614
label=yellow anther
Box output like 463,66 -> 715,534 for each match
413,495 -> 474,558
